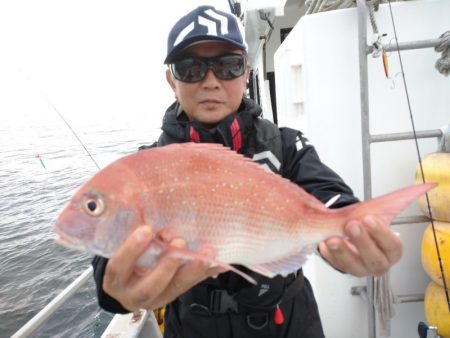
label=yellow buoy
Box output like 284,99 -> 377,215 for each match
422,221 -> 450,287
415,152 -> 450,222
424,280 -> 450,338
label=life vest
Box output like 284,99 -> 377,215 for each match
153,98 -> 312,337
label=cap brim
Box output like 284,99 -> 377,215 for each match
164,37 -> 247,64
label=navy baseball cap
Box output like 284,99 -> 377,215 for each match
164,5 -> 248,64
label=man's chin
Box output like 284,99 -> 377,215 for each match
194,114 -> 230,129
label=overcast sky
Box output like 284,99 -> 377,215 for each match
0,0 -> 230,130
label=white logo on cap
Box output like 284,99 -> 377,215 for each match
174,22 -> 195,47
173,9 -> 230,47
204,9 -> 228,35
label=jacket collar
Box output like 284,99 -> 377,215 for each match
160,97 -> 262,152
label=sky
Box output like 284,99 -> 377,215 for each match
0,0 -> 231,130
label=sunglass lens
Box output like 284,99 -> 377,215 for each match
171,54 -> 246,83
172,58 -> 206,82
213,55 -> 245,80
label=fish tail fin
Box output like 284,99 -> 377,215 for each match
344,183 -> 436,224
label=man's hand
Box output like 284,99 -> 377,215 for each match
318,215 -> 403,277
102,227 -> 225,312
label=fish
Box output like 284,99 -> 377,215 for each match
53,142 -> 436,284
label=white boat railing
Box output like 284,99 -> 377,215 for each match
11,266 -> 93,338
12,266 -> 163,338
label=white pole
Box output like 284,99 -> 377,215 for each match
11,266 -> 93,338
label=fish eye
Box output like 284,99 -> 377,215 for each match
83,195 -> 105,217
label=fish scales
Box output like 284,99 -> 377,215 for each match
54,142 -> 436,281
134,145 -> 320,263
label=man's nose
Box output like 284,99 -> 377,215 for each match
201,68 -> 220,86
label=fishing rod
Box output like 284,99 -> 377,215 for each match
386,0 -> 450,312
20,68 -> 102,172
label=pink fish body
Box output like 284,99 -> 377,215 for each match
54,143 -> 435,282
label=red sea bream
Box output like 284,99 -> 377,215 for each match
53,143 -> 435,283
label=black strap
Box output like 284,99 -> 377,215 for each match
280,269 -> 304,304
179,270 -> 304,314
179,286 -> 238,315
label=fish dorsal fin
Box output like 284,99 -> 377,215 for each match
245,246 -> 317,278
164,143 -> 326,210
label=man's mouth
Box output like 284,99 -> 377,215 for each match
200,99 -> 222,104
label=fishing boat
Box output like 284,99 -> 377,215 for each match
11,0 -> 450,337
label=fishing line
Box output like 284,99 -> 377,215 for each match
18,66 -> 102,171
387,0 -> 450,311
39,90 -> 101,171
17,67 -> 101,171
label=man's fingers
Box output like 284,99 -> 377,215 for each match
320,238 -> 368,277
129,251 -> 185,309
345,220 -> 391,276
103,233 -> 228,311
363,215 -> 403,264
137,246 -> 225,309
318,214 -> 405,278
103,227 -> 153,292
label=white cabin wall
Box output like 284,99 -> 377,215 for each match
265,2 -> 307,73
274,1 -> 450,337
245,2 -> 306,122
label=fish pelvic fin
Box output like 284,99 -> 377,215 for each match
246,246 -> 316,278
149,240 -> 258,285
344,182 -> 436,224
170,249 -> 258,285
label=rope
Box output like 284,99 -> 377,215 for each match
374,273 -> 397,337
435,31 -> 450,76
367,0 -> 382,58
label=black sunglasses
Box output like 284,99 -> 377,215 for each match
170,54 -> 247,83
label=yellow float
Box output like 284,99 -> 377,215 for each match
422,221 -> 450,287
415,152 -> 450,222
424,280 -> 450,338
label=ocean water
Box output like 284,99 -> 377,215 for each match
0,112 -> 161,338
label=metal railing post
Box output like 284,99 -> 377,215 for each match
356,0 -> 376,337
11,266 -> 93,338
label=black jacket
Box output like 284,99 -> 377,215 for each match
92,98 -> 359,337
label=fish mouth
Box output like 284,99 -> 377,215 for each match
54,229 -> 85,251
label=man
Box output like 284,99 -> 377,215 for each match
92,5 -> 403,337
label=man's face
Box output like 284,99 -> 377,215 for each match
166,41 -> 249,128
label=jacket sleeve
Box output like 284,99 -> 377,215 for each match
92,256 -> 131,314
280,127 -> 359,208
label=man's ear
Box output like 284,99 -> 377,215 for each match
166,68 -> 176,91
245,65 -> 251,82
243,65 -> 251,93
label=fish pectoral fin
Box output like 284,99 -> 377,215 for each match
246,247 -> 316,278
